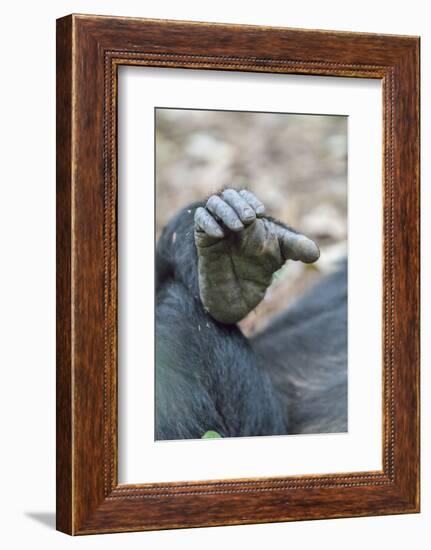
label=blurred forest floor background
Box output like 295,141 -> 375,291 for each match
155,108 -> 347,336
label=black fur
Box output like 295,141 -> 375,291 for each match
155,203 -> 347,439
252,262 -> 347,434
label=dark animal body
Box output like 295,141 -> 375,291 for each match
155,193 -> 347,440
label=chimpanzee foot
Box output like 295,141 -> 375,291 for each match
194,188 -> 320,324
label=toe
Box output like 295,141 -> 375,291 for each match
206,195 -> 244,232
292,235 -> 320,263
194,207 -> 224,238
221,189 -> 256,224
275,224 -> 320,263
239,189 -> 265,217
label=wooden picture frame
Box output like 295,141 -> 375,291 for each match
56,14 -> 420,535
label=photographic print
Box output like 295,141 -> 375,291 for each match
155,108 -> 348,441
57,15 -> 419,534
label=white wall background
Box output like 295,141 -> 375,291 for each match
0,1 -> 427,548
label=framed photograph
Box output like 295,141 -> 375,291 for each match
56,14 -> 420,534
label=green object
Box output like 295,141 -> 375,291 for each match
202,430 -> 222,439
